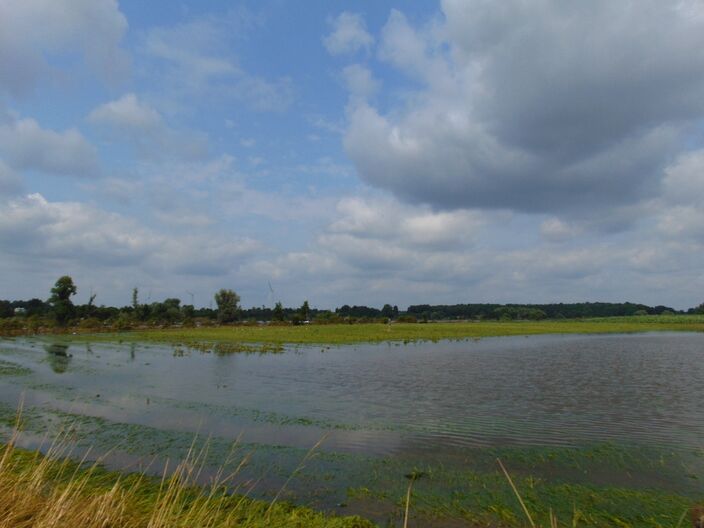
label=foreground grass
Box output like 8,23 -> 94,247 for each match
0,439 -> 373,528
74,316 -> 704,347
0,402 -> 701,527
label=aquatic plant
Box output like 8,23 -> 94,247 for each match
0,431 -> 373,528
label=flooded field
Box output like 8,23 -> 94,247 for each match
1,332 -> 703,526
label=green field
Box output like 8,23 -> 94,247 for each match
74,315 -> 704,347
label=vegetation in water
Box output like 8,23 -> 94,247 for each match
0,359 -> 31,377
0,437 -> 373,528
67,317 -> 704,348
1,400 -> 702,527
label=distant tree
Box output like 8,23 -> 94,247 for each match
381,304 -> 394,319
132,288 -> 139,312
393,305 -> 399,318
272,301 -> 285,322
214,289 -> 240,323
0,300 -> 13,318
49,276 -> 77,325
300,300 -> 310,321
162,298 -> 182,323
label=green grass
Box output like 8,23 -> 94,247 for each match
0,359 -> 32,376
0,440 -> 375,528
70,316 -> 704,347
2,401 -> 702,527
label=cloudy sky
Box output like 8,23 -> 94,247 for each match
1,0 -> 704,310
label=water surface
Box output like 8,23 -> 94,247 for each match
1,332 -> 703,524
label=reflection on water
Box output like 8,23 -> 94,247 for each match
43,342 -> 70,356
2,332 -> 704,454
43,342 -> 72,373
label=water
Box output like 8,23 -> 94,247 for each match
1,332 -> 703,523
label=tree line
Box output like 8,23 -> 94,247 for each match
0,275 -> 702,329
406,302 -> 688,321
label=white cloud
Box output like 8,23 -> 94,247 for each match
0,117 -> 99,177
144,12 -> 294,112
0,193 -> 152,264
323,12 -> 374,55
0,193 -> 261,276
88,94 -> 209,161
540,218 -> 578,242
344,2 -> 704,217
88,93 -> 162,130
0,0 -> 128,97
341,64 -> 379,99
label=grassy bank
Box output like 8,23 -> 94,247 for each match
1,401 -> 701,528
70,315 -> 704,347
0,439 -> 373,528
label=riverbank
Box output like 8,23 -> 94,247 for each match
0,439 -> 373,528
68,315 -> 704,347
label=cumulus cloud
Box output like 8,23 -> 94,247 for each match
0,193 -> 152,264
88,93 -> 162,130
341,64 -> 379,99
0,0 -> 128,97
324,12 -> 374,55
0,193 -> 260,275
344,1 -> 704,216
88,94 -> 209,161
0,116 -> 99,177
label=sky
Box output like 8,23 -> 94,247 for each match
1,0 -> 704,310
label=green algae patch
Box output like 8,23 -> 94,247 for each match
0,359 -> 31,376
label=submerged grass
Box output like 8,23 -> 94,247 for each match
0,435 -> 373,528
2,399 -> 702,527
0,360 -> 31,377
71,316 -> 704,348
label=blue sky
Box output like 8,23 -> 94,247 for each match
1,0 -> 704,310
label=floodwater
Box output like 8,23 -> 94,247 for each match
1,332 -> 703,523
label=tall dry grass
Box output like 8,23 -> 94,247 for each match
0,425 -> 371,528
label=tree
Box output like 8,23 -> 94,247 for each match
300,300 -> 310,321
214,289 -> 240,323
272,301 -> 285,322
49,276 -> 77,325
381,304 -> 394,319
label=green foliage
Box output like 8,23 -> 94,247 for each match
381,303 -> 394,319
300,299 -> 310,321
214,288 -> 240,323
408,301 -> 680,320
273,301 -> 285,322
49,275 -> 77,325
